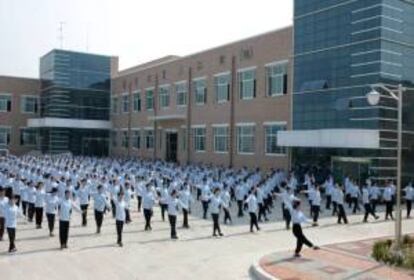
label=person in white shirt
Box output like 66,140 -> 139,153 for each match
27,181 -> 36,223
45,187 -> 60,236
179,183 -> 192,229
114,191 -> 126,247
324,176 -> 334,210
335,184 -> 348,224
404,182 -> 414,218
158,183 -> 169,222
362,185 -> 379,223
76,179 -> 90,227
4,195 -> 24,253
58,190 -> 82,249
350,181 -> 361,214
290,199 -> 319,258
245,188 -> 260,233
311,185 -> 322,226
92,185 -> 111,234
201,178 -> 211,219
369,182 -> 381,213
35,182 -> 46,229
0,187 -> 9,241
167,189 -> 180,239
383,185 -> 394,220
142,183 -> 157,231
235,182 -> 245,217
134,178 -> 144,212
210,188 -> 224,237
124,182 -> 132,224
221,185 -> 232,225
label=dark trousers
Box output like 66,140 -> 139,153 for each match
352,197 -> 360,213
312,205 -> 320,223
0,217 -> 4,240
363,203 -> 377,221
292,224 -> 313,254
137,196 -> 142,212
168,215 -> 177,238
160,203 -> 168,221
223,208 -> 232,224
212,213 -> 221,235
332,201 -> 338,216
125,209 -> 131,223
7,227 -> 16,252
22,201 -> 28,216
197,189 -> 201,201
237,200 -> 244,217
35,207 -> 43,227
258,203 -> 267,221
202,201 -> 209,219
28,203 -> 35,222
249,212 -> 260,232
94,210 -> 104,231
337,204 -> 348,224
385,201 -> 394,220
59,220 -> 70,246
282,205 -> 291,229
326,195 -> 332,209
80,204 -> 88,226
111,200 -> 116,218
371,199 -> 378,213
15,195 -> 21,206
182,209 -> 189,228
143,209 -> 152,230
116,220 -> 124,244
46,213 -> 55,234
407,200 -> 412,217
346,194 -> 352,208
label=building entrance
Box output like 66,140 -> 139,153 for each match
166,132 -> 178,162
331,157 -> 370,185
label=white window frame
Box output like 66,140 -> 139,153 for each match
0,94 -> 12,113
20,95 -> 39,114
111,96 -> 119,114
20,127 -> 38,146
144,128 -> 155,149
131,129 -> 141,149
265,60 -> 288,97
193,77 -> 207,105
0,126 -> 11,148
158,84 -> 170,109
264,121 -> 287,156
175,81 -> 187,107
192,125 -> 206,152
238,67 -> 256,100
121,129 -> 129,148
121,92 -> 129,113
111,130 -> 118,147
212,124 -> 229,154
145,87 -> 154,111
236,123 -> 256,155
133,90 -> 141,112
214,72 -> 230,104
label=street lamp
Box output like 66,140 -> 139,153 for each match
367,83 -> 405,250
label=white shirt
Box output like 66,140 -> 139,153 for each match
45,194 -> 60,214
383,187 -> 392,202
59,199 -> 80,221
201,185 -> 211,202
4,203 -> 23,228
291,209 -> 310,225
245,194 -> 258,213
404,185 -> 414,200
210,195 -> 222,214
179,189 -> 192,210
221,190 -> 231,209
77,186 -> 90,205
142,190 -> 156,210
362,188 -> 370,205
335,188 -> 345,205
0,196 -> 10,217
115,199 -> 126,221
312,190 -> 321,206
167,196 -> 179,216
93,192 -> 111,212
27,187 -> 36,203
35,189 -> 46,208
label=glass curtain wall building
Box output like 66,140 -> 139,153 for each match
28,50 -> 113,156
279,0 -> 414,183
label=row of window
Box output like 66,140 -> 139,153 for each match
112,123 -> 287,155
0,127 -> 38,147
0,94 -> 39,114
112,61 -> 288,114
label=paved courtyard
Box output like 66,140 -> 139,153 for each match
1,197 -> 413,280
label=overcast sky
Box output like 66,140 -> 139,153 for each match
0,0 -> 293,78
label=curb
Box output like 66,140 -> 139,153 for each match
249,260 -> 279,280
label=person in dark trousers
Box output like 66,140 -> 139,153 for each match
114,191 -> 126,247
246,189 -> 260,233
335,184 -> 348,224
257,186 -> 268,222
92,185 -> 111,234
45,188 -> 60,236
0,187 -> 9,241
200,179 -> 211,219
362,185 -> 379,223
404,183 -> 414,218
235,182 -> 245,217
58,190 -> 82,249
34,183 -> 46,229
167,189 -> 180,239
158,184 -> 169,222
383,185 -> 394,220
290,200 -> 319,258
4,194 -> 24,253
210,188 -> 223,237
27,182 -> 36,223
76,180 -> 90,227
142,183 -> 157,231
221,186 -> 232,225
179,184 -> 192,229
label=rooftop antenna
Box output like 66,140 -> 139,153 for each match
58,21 -> 66,49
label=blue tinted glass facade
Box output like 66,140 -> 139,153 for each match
293,0 -> 414,182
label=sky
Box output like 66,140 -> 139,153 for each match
0,0 -> 293,78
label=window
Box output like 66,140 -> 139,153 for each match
266,61 -> 288,96
111,131 -> 117,147
132,130 -> 141,149
238,69 -> 256,100
0,95 -> 12,112
145,130 -> 154,149
20,128 -> 37,146
176,82 -> 187,106
237,125 -> 255,154
121,131 -> 129,148
122,94 -> 129,113
181,128 -> 187,151
215,73 -> 230,103
193,79 -> 207,105
213,126 -> 229,153
193,127 -> 206,152
21,96 -> 38,114
111,97 -> 118,114
133,91 -> 141,112
146,89 -> 154,111
265,124 -> 287,155
159,85 -> 170,108
0,127 -> 11,148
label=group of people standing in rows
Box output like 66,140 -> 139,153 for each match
0,155 -> 413,257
